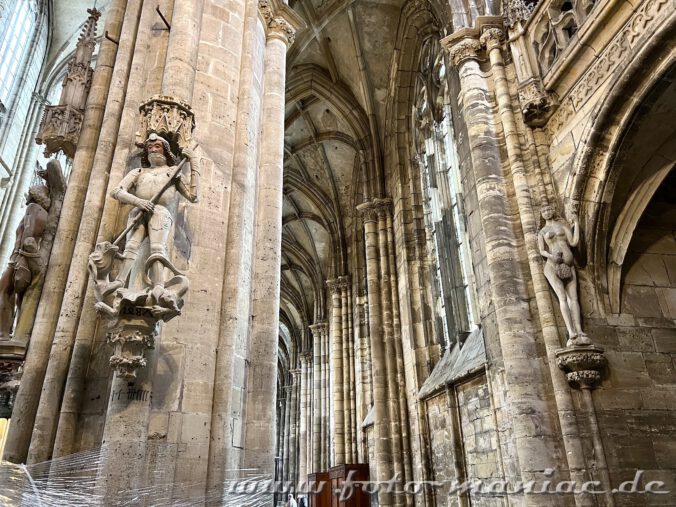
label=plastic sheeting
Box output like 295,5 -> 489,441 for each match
0,445 -> 278,506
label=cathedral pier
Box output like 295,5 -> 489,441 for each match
442,26 -> 564,506
242,3 -> 304,475
480,21 -> 597,506
4,0 -> 136,465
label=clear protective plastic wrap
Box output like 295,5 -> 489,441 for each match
0,444 -> 277,506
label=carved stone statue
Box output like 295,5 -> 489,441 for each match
0,177 -> 51,340
89,133 -> 199,377
538,204 -> 590,346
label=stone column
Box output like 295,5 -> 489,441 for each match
356,203 -> 393,507
321,323 -> 329,469
160,0 -> 204,102
375,200 -> 405,502
385,206 -> 412,485
340,276 -> 353,463
283,383 -> 292,481
3,0 -> 133,464
242,4 -> 303,474
347,282 -> 357,462
480,21 -> 599,506
327,278 -> 345,465
298,353 -> 309,482
310,323 -> 324,472
207,0 -> 266,490
288,368 -> 300,484
442,27 -> 566,506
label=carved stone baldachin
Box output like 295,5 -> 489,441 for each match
135,95 -> 195,150
35,8 -> 100,158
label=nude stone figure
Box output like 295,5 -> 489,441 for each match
110,133 -> 199,305
0,182 -> 51,340
538,204 -> 590,345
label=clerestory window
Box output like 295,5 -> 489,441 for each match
0,0 -> 38,106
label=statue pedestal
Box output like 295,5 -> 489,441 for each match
556,344 -> 606,390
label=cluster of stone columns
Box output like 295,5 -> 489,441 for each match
287,369 -> 300,482
309,321 -> 330,473
441,17 -> 599,507
326,276 -> 357,465
356,198 -> 411,507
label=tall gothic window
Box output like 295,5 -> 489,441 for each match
413,39 -> 479,352
0,1 -> 38,105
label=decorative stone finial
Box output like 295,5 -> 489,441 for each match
505,0 -> 538,29
35,8 -> 101,158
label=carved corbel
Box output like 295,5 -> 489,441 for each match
518,78 -> 557,127
556,344 -> 607,390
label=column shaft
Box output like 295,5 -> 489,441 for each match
207,0 -> 264,488
312,325 -> 322,472
328,279 -> 345,465
359,206 -> 393,507
160,0 -> 204,101
242,32 -> 289,474
483,29 -> 595,505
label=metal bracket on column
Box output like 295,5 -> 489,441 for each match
104,30 -> 119,45
156,5 -> 171,31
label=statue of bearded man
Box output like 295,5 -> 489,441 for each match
110,133 -> 199,304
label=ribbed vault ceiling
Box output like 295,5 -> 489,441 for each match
280,0 -> 413,359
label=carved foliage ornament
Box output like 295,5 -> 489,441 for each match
556,345 -> 606,389
480,27 -> 505,51
505,0 -> 538,28
258,0 -> 297,45
446,38 -> 482,68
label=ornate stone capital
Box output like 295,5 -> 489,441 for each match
326,278 -> 342,295
309,321 -> 328,336
356,202 -> 378,224
556,345 -> 607,390
373,198 -> 393,219
480,28 -> 505,51
268,17 -> 296,45
258,0 -> 305,46
442,36 -> 482,68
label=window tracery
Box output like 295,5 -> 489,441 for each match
413,38 -> 479,352
0,1 -> 38,106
